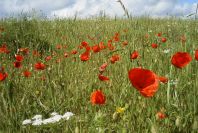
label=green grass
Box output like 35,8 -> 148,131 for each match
0,17 -> 198,133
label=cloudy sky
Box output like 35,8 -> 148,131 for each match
0,0 -> 197,18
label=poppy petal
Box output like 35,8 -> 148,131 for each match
128,68 -> 159,97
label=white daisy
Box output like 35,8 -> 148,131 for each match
51,112 -> 59,116
62,112 -> 74,120
42,117 -> 56,124
32,115 -> 42,120
32,119 -> 43,126
22,119 -> 32,125
43,114 -> 62,124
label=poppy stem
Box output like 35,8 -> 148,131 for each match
137,60 -> 142,68
167,65 -> 173,105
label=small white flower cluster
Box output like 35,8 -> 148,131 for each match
148,30 -> 153,33
163,49 -> 171,54
169,79 -> 178,85
22,112 -> 74,126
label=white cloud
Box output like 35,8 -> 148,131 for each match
0,0 -> 197,18
51,0 -> 123,18
0,0 -> 72,17
171,3 -> 197,16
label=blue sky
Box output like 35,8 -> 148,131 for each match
180,0 -> 197,4
0,0 -> 197,18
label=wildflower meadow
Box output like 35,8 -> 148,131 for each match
0,16 -> 198,132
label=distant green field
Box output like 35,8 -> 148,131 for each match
0,17 -> 198,133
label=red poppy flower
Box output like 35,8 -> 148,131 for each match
34,62 -> 46,70
151,43 -> 158,49
122,40 -> 128,46
45,56 -> 52,61
90,90 -> 106,105
64,52 -> 69,58
161,37 -> 167,43
130,51 -> 139,59
156,111 -> 166,119
158,76 -> 168,84
13,61 -> 22,68
92,45 -> 100,53
99,63 -> 108,73
99,42 -> 106,50
81,41 -> 88,47
113,33 -> 120,42
0,66 -> 4,72
110,54 -> 120,64
171,52 -> 192,68
78,45 -> 84,49
128,68 -> 159,97
0,47 -> 7,53
56,44 -> 62,49
0,44 -> 10,54
80,51 -> 90,61
85,46 -> 91,51
18,48 -> 29,55
15,54 -> 24,62
195,50 -> 198,61
71,50 -> 78,55
157,32 -> 162,37
32,50 -> 40,57
23,70 -> 31,77
56,58 -> 61,63
0,72 -> 8,81
98,74 -> 109,81
107,43 -> 115,51
108,40 -> 112,43
114,36 -> 119,42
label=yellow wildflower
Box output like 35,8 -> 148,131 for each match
116,107 -> 125,114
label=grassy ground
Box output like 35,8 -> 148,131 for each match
0,17 -> 198,132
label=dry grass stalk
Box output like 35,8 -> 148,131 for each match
117,0 -> 130,18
